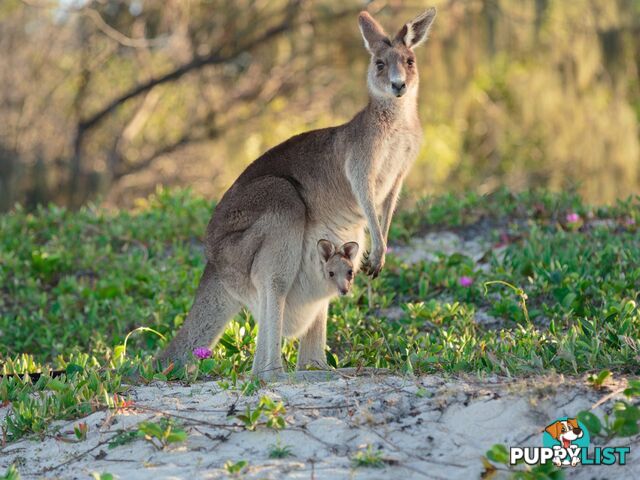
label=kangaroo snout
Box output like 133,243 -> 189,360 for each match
392,81 -> 406,96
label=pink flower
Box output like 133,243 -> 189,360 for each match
625,217 -> 636,226
458,276 -> 474,287
192,347 -> 212,359
496,232 -> 510,248
566,212 -> 580,224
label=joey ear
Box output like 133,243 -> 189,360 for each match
358,11 -> 388,53
317,239 -> 335,263
396,7 -> 436,48
339,242 -> 359,261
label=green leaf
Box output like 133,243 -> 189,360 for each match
113,345 -> 125,360
612,417 -> 640,437
218,335 -> 239,354
624,380 -> 640,398
166,430 -> 187,443
562,292 -> 577,309
486,444 -> 509,464
65,363 -> 84,377
588,369 -> 611,387
326,352 -> 338,369
47,379 -> 67,392
577,411 -> 602,435
199,359 -> 215,374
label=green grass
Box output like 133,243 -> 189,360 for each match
351,445 -> 385,468
268,440 -> 294,459
1,187 -> 639,442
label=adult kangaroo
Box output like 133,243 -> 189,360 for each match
157,8 -> 437,379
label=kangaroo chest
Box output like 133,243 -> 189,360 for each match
374,131 -> 420,203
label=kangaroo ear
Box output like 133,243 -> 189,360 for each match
545,422 -> 562,440
396,7 -> 436,49
358,11 -> 388,53
339,242 -> 359,261
317,239 -> 335,263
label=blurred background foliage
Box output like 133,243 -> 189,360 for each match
0,0 -> 639,211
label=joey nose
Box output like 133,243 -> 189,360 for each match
392,82 -> 406,96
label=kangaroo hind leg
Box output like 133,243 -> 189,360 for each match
156,263 -> 240,367
249,180 -> 306,380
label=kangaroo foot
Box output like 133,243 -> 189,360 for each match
252,365 -> 286,382
287,367 -> 391,383
296,359 -> 330,371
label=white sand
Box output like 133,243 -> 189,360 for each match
2,372 -> 638,479
3,231 -> 638,479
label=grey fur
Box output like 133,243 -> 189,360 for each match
156,9 -> 436,379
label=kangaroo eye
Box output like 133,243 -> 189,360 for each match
407,58 -> 414,66
376,60 -> 385,71
348,270 -> 353,276
329,272 -> 334,277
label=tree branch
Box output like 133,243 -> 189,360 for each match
76,5 -> 362,138
77,15 -> 296,136
82,8 -> 166,49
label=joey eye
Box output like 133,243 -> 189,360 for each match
348,270 -> 353,276
329,272 -> 334,277
375,60 -> 385,71
407,58 -> 415,67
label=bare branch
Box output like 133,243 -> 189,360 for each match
81,9 -> 166,49
78,34 -> 281,136
19,0 -> 168,48
76,5 -> 361,138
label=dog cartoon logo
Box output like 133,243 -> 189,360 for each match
543,417 -> 589,467
511,415 -> 628,467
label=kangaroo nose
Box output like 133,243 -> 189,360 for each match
392,82 -> 406,96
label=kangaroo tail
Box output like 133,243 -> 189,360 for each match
155,262 -> 239,367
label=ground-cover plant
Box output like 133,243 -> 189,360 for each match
224,460 -> 249,476
235,396 -> 287,431
1,188 -> 639,442
1,366 -> 127,442
138,418 -> 188,450
351,445 -> 385,468
268,439 -> 294,458
0,189 -> 212,364
90,473 -> 114,480
0,465 -> 20,480
108,429 -> 140,449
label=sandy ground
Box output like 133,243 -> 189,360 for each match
2,371 -> 639,480
3,231 -> 639,479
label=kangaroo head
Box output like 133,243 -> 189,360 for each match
358,8 -> 436,99
317,240 -> 359,296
